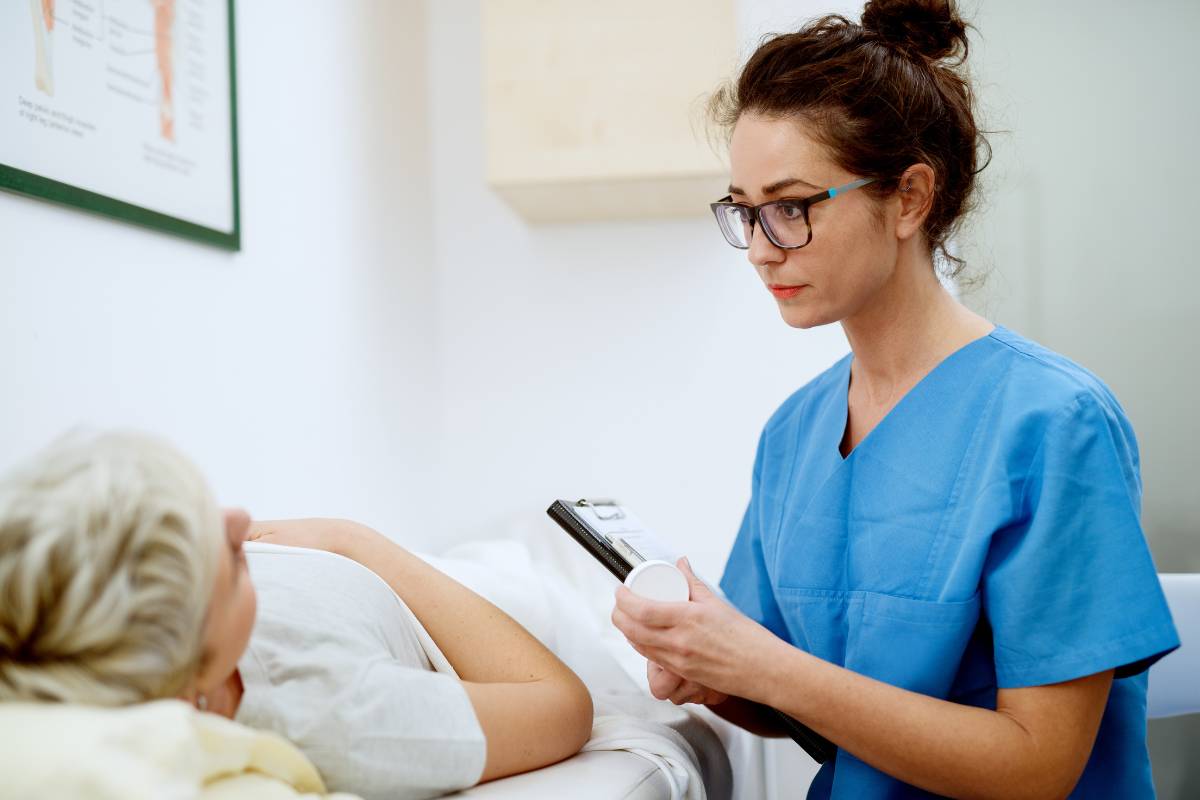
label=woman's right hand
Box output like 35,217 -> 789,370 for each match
648,660 -> 729,706
246,517 -> 366,555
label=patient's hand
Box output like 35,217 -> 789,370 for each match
247,518 -> 362,554
648,660 -> 728,706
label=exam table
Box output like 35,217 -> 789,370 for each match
447,702 -> 734,800
426,529 -> 752,800
449,751 -> 673,800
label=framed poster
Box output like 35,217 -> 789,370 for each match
0,0 -> 240,250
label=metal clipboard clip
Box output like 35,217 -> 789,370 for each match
576,498 -> 625,521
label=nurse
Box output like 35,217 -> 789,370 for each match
610,1 -> 1180,797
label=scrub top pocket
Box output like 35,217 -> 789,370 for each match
850,591 -> 981,697
777,589 -> 983,799
773,589 -> 981,698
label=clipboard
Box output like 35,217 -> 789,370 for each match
547,498 -> 675,582
546,498 -> 836,764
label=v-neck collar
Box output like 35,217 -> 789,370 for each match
833,326 -> 1001,462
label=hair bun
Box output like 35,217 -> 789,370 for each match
860,0 -> 968,62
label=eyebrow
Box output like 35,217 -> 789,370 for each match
727,176 -> 823,197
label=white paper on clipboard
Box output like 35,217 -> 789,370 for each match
571,502 -> 721,595
572,504 -> 679,563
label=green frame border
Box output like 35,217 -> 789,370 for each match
0,0 -> 241,251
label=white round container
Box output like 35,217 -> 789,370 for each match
624,560 -> 690,602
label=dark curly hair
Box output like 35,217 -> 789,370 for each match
710,0 -> 990,277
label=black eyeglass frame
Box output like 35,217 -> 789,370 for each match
709,177 -> 880,250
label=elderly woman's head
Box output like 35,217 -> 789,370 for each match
0,432 -> 256,708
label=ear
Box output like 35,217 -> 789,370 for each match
894,163 -> 936,242
177,683 -> 202,708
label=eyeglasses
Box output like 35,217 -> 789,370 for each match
710,178 -> 878,250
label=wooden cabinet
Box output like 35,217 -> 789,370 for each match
482,0 -> 736,222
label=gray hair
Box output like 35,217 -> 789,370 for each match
0,431 -> 221,705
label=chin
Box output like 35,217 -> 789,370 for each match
777,303 -> 835,330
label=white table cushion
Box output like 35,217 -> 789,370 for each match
1147,573 -> 1200,718
444,750 -> 669,800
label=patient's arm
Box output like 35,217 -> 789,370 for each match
248,518 -> 593,783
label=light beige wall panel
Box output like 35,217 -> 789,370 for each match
483,0 -> 736,221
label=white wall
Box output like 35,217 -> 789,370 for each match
426,0 -> 854,580
1,0 -> 855,588
963,2 -> 1200,795
0,0 -> 440,544
965,0 -> 1200,574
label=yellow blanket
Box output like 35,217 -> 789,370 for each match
0,699 -> 360,799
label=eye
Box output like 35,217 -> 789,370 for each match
775,201 -> 805,221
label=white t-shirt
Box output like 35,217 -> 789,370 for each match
235,542 -> 487,800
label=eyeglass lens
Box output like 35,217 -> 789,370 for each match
716,202 -> 811,249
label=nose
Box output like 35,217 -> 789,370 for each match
747,224 -> 785,269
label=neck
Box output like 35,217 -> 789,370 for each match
841,245 -> 991,404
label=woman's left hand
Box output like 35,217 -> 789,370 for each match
611,558 -> 783,701
648,660 -> 729,706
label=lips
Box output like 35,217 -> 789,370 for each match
769,284 -> 807,299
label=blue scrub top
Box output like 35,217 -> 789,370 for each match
720,326 -> 1179,799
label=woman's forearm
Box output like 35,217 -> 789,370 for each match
758,646 -> 1109,800
326,520 -> 573,685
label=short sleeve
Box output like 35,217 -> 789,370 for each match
237,545 -> 487,800
720,431 -> 790,641
984,393 -> 1180,688
240,651 -> 486,800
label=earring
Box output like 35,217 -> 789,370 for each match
196,693 -> 208,712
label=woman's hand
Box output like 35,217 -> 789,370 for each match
246,517 -> 361,555
647,660 -> 729,706
613,558 -> 782,702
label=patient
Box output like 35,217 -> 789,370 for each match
0,432 -> 593,799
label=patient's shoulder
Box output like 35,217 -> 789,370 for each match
243,542 -> 434,669
237,543 -> 487,797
